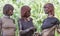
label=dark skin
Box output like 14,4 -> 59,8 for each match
42,25 -> 56,36
20,6 -> 36,34
1,4 -> 16,36
20,12 -> 35,34
3,4 -> 14,16
22,10 -> 31,21
44,3 -> 54,16
42,3 -> 56,36
57,22 -> 60,34
6,10 -> 13,16
8,10 -> 15,24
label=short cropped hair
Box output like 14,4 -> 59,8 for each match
3,4 -> 14,15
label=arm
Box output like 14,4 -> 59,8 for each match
18,20 -> 30,34
0,19 -> 2,36
57,24 -> 60,33
30,26 -> 37,32
46,25 -> 56,36
42,25 -> 56,36
20,27 -> 33,34
19,18 -> 36,34
55,19 -> 60,33
30,18 -> 37,32
46,18 -> 60,36
12,19 -> 17,31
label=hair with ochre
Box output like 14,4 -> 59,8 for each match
21,5 -> 31,18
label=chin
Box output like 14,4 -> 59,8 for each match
9,15 -> 12,16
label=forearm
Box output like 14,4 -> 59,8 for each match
47,25 -> 56,36
20,30 -> 26,34
20,27 -> 36,34
56,24 -> 60,33
20,29 -> 30,34
33,27 -> 37,32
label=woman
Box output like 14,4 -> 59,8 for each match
18,5 -> 36,36
1,4 -> 16,36
41,3 -> 60,36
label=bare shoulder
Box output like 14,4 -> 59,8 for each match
10,18 -> 15,24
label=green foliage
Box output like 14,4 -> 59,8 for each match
0,0 -> 60,36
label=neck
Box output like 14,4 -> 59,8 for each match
22,17 -> 30,21
48,13 -> 54,18
4,15 -> 10,18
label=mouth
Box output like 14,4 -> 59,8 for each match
10,14 -> 13,16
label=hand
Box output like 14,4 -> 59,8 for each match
51,25 -> 56,29
30,27 -> 36,31
29,27 -> 36,32
20,29 -> 30,34
25,28 -> 30,32
29,27 -> 34,30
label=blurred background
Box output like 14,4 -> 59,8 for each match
0,0 -> 60,36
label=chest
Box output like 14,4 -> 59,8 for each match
21,20 -> 34,30
44,18 -> 57,24
2,18 -> 15,29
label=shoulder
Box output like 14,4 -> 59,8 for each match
10,18 -> 15,21
17,17 -> 21,22
52,17 -> 60,24
10,18 -> 15,20
10,18 -> 15,23
53,17 -> 59,21
29,17 -> 33,21
17,17 -> 23,24
43,18 -> 48,23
